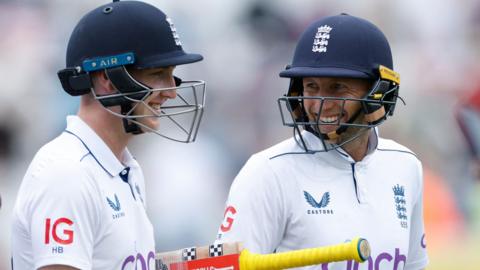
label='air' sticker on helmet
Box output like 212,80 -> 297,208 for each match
82,52 -> 135,72
166,17 -> 182,47
312,25 -> 332,53
379,65 -> 400,84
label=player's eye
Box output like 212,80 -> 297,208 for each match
151,71 -> 167,78
303,83 -> 318,95
331,83 -> 348,91
149,67 -> 175,78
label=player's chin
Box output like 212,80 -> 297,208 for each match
337,126 -> 365,144
139,117 -> 160,132
318,124 -> 338,136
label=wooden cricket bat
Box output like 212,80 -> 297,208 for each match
155,237 -> 370,270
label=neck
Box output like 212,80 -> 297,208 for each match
78,99 -> 132,162
340,129 -> 371,162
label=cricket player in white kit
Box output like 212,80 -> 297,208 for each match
11,1 -> 205,269
217,14 -> 428,270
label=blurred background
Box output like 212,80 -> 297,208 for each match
1,0 -> 480,269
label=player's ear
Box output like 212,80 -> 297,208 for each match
90,71 -> 117,95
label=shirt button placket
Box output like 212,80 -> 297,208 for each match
356,164 -> 368,204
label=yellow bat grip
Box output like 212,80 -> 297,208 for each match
239,237 -> 370,270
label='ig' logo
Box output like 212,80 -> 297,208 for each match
220,206 -> 237,233
45,217 -> 74,253
217,206 -> 237,240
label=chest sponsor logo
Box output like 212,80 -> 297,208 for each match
393,184 -> 408,228
107,193 -> 126,219
304,191 -> 333,215
122,251 -> 155,270
421,233 -> 427,248
321,248 -> 406,270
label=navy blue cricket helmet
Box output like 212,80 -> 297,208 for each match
59,0 -> 203,96
280,14 -> 393,79
65,0 -> 202,73
277,14 -> 401,152
58,1 -> 206,142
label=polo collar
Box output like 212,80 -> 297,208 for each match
64,115 -> 137,177
301,128 -> 379,168
332,127 -> 379,163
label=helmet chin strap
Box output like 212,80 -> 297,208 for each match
362,97 -> 387,125
306,108 -> 363,140
103,66 -> 151,134
121,103 -> 144,134
314,103 -> 387,141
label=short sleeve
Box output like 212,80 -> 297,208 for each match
216,155 -> 286,254
25,160 -> 101,269
405,161 -> 429,269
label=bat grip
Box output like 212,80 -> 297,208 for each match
239,237 -> 370,270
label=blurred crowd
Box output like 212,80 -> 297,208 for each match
1,0 -> 480,269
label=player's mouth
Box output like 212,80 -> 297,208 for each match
149,103 -> 162,113
319,115 -> 339,124
318,112 -> 345,124
140,102 -> 163,130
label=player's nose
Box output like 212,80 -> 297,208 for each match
155,76 -> 177,100
161,88 -> 177,99
310,98 -> 335,115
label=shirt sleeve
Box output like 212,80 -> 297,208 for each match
405,161 -> 429,270
216,154 -> 287,254
25,159 -> 101,269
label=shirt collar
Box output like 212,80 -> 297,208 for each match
367,127 -> 379,154
302,128 -> 379,165
64,115 -> 137,177
333,127 -> 379,162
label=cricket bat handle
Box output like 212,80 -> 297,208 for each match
239,237 -> 370,270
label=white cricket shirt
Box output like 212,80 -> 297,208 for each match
12,115 -> 155,270
217,130 -> 428,270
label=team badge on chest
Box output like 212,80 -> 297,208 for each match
393,184 -> 408,228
